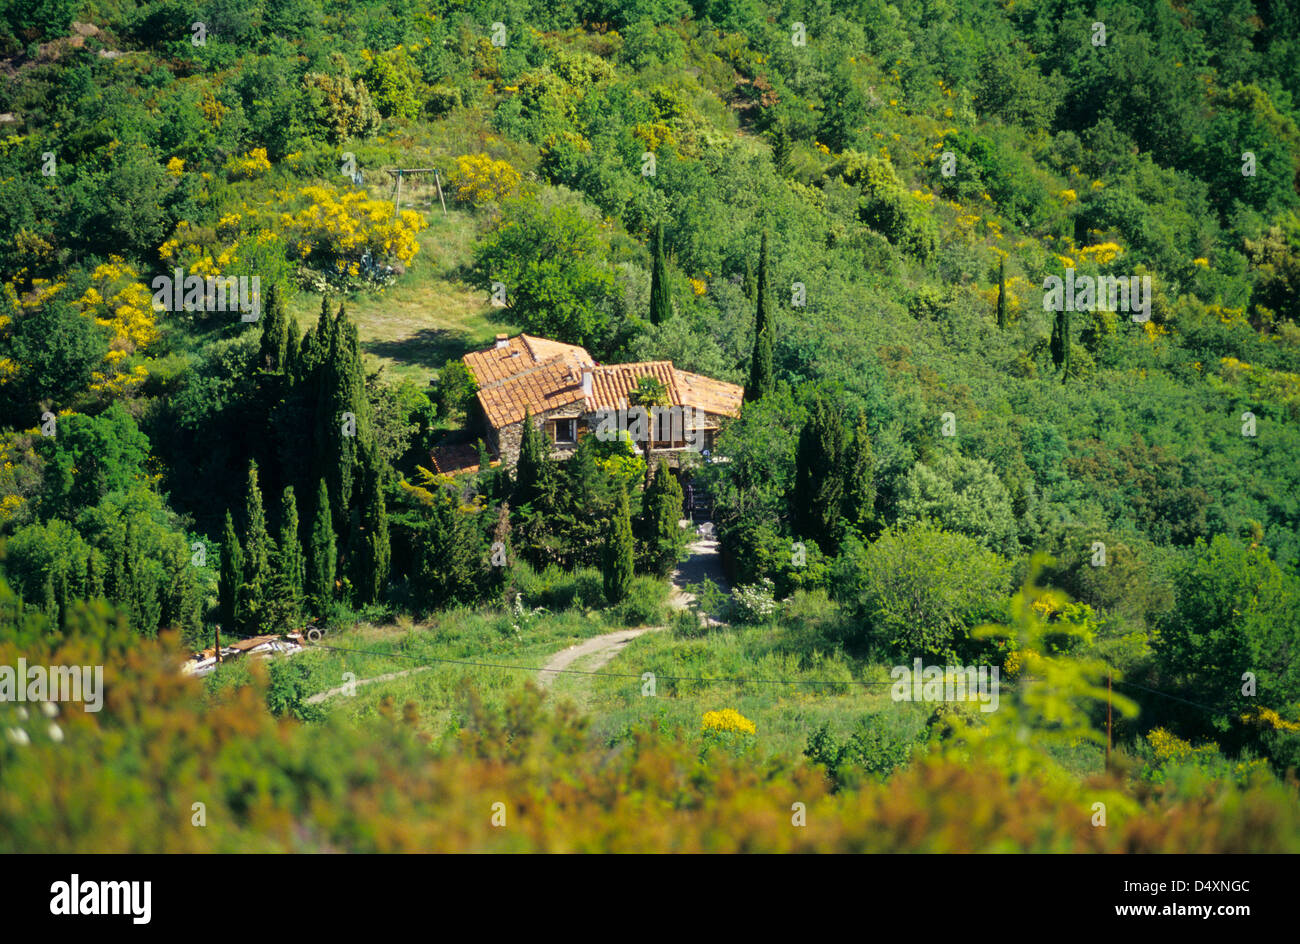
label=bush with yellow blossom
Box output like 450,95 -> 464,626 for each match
278,184 -> 426,286
448,154 -> 521,207
702,708 -> 756,735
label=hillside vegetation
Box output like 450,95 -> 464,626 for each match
1,0 -> 1298,851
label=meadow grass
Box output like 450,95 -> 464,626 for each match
579,615 -> 934,763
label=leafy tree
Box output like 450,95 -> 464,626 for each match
896,451 -> 1019,555
66,143 -> 172,262
0,293 -> 107,421
602,487 -> 634,605
3,0 -> 78,40
833,522 -> 1011,662
304,54 -> 382,143
36,404 -> 150,519
471,192 -> 614,348
1155,536 -> 1300,743
630,375 -> 670,472
433,357 -> 478,420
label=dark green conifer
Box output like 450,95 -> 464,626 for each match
794,393 -> 846,553
841,412 -> 875,535
259,283 -> 290,371
305,478 -> 336,617
649,223 -> 672,326
272,486 -> 305,627
219,510 -> 243,631
745,231 -> 775,402
637,459 -> 685,577
603,488 -> 634,605
996,257 -> 1007,329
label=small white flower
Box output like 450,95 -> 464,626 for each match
48,723 -> 63,743
6,728 -> 30,746
40,701 -> 58,718
15,707 -> 27,721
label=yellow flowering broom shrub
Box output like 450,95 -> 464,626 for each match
2,260 -> 157,399
448,154 -> 521,207
702,708 -> 756,735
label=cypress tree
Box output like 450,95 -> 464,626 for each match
272,486 -> 305,628
995,257 -> 1007,328
794,393 -> 846,553
258,283 -> 290,371
649,223 -> 672,325
235,461 -> 275,634
637,459 -> 685,577
40,570 -> 56,628
486,500 -> 511,596
1050,307 -> 1070,381
475,438 -> 499,502
513,407 -> 557,511
86,548 -> 103,600
283,315 -> 301,379
841,412 -> 875,536
745,231 -> 775,402
602,487 -> 635,605
421,487 -> 479,608
312,303 -> 369,534
351,440 -> 390,605
305,478 -> 336,617
218,510 -> 243,632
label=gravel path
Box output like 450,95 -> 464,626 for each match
308,522 -> 727,700
537,525 -> 727,687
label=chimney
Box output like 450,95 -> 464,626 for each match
581,367 -> 593,398
494,333 -> 509,349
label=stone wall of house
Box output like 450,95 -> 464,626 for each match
496,407 -> 581,466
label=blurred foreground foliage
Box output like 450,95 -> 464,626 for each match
1,575 -> 1297,853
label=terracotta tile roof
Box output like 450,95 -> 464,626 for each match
431,443 -> 492,476
461,336 -> 743,430
672,368 -> 744,418
520,334 -> 593,365
587,361 -> 681,411
463,334 -> 593,387
476,356 -> 586,428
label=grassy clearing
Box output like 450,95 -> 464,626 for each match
285,204 -> 513,386
285,606 -> 608,736
581,607 -> 933,763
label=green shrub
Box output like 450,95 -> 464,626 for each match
613,575 -> 667,626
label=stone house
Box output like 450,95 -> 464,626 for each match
433,334 -> 743,473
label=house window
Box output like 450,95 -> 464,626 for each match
552,418 -> 577,444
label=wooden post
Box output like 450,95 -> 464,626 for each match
434,170 -> 448,216
215,623 -> 222,664
1105,671 -> 1112,774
